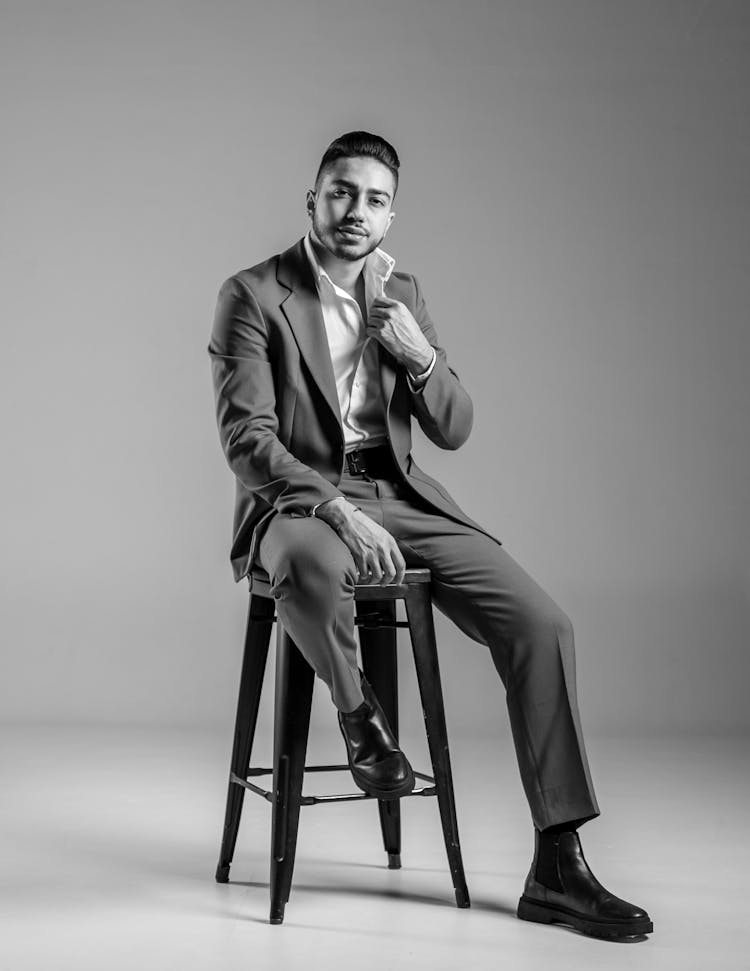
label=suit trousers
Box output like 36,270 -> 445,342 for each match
257,466 -> 601,831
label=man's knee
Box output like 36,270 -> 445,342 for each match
283,540 -> 357,592
263,518 -> 357,602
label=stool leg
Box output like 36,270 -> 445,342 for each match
216,592 -> 275,883
269,627 -> 314,925
405,585 -> 471,909
358,600 -> 402,869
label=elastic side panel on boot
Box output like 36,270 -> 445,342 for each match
535,833 -> 565,893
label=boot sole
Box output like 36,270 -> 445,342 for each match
517,895 -> 653,939
349,763 -> 416,801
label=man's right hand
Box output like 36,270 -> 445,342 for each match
314,497 -> 406,586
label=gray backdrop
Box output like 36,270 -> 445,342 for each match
2,0 -> 748,738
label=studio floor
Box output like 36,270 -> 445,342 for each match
2,726 -> 747,971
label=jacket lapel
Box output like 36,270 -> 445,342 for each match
276,237 -> 401,443
277,239 -> 343,433
376,272 -> 398,418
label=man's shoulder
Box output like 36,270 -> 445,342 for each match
388,267 -> 417,287
217,236 -> 312,306
220,251 -> 283,299
386,268 -> 420,305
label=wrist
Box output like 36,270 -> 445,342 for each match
314,496 -> 360,529
407,346 -> 435,378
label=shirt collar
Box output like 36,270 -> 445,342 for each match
304,231 -> 395,292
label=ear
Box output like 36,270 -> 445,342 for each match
382,210 -> 396,237
305,189 -> 316,217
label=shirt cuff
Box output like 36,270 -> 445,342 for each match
406,347 -> 437,391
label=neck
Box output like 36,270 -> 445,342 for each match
309,229 -> 365,293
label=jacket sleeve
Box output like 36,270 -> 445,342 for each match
208,275 -> 345,515
406,274 -> 474,450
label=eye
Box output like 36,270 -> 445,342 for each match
370,198 -> 384,206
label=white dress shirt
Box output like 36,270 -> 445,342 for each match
303,231 -> 436,453
303,231 -> 436,518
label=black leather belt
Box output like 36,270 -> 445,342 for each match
344,443 -> 394,476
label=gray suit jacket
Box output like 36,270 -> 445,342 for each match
208,236 -> 501,582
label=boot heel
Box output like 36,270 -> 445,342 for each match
517,896 -> 554,924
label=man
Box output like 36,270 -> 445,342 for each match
208,131 -> 653,940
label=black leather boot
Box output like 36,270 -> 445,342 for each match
338,676 -> 415,800
517,829 -> 653,939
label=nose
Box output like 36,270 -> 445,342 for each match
346,195 -> 366,222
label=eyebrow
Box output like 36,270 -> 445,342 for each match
330,178 -> 392,202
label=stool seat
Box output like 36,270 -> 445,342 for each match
215,564 -> 469,924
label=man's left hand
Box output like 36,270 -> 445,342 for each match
367,297 -> 434,374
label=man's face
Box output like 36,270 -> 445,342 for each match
306,155 -> 396,262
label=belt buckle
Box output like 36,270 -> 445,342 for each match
346,449 -> 367,475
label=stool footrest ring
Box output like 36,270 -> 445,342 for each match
229,766 -> 437,805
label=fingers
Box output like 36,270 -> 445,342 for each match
369,300 -> 400,322
358,552 -> 382,584
375,548 -> 394,587
344,516 -> 406,587
360,546 -> 406,587
355,543 -> 406,586
354,541 -> 383,583
389,544 -> 407,587
358,551 -> 388,584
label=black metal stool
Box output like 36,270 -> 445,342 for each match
214,566 -> 470,924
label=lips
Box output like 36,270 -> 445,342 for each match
337,226 -> 367,238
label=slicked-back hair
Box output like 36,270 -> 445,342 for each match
314,131 -> 400,198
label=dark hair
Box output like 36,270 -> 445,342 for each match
314,131 -> 400,197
